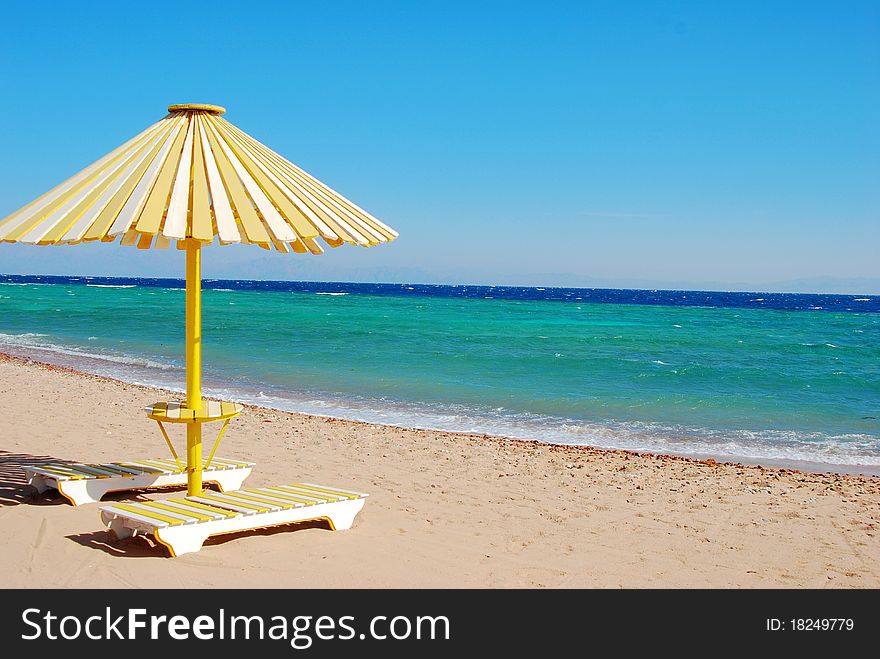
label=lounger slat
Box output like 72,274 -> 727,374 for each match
261,487 -> 328,504
102,505 -> 172,528
99,463 -> 146,475
200,461 -> 237,471
208,458 -> 256,469
187,496 -> 257,514
49,464 -> 111,478
152,458 -> 215,473
137,502 -> 204,524
127,460 -> 178,474
27,466 -> 82,480
61,464 -> 118,478
90,464 -> 140,476
208,457 -> 254,468
107,503 -> 185,526
246,488 -> 314,506
116,462 -> 166,474
120,461 -> 172,474
140,459 -> 184,472
272,485 -> 342,502
224,490 -> 299,509
144,501 -> 216,522
202,492 -> 278,512
149,458 -> 185,469
165,498 -> 241,518
297,483 -> 365,499
199,493 -> 273,512
158,500 -> 232,520
201,458 -> 235,469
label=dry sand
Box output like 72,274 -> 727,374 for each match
0,354 -> 877,588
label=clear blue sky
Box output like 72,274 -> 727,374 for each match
0,1 -> 877,292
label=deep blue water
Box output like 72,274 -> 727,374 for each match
2,273 -> 879,312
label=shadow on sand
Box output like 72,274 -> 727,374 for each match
66,518 -> 333,558
0,449 -> 77,506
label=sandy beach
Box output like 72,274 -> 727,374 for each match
0,353 -> 877,588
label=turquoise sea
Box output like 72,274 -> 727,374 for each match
1,275 -> 878,474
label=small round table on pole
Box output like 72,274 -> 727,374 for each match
145,400 -> 243,489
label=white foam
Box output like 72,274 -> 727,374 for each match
86,284 -> 136,288
0,332 -> 179,372
223,390 -> 880,472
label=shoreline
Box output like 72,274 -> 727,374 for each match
0,350 -> 876,478
0,352 -> 878,587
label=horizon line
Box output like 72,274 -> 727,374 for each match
1,272 -> 878,298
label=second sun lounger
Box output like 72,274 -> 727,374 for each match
99,483 -> 367,557
25,458 -> 254,506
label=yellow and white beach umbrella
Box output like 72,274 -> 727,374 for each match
0,103 -> 398,495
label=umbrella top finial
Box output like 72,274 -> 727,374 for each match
168,103 -> 226,115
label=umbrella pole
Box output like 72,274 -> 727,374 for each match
185,240 -> 203,496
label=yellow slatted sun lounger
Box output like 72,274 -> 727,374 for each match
99,483 -> 368,557
25,457 -> 254,506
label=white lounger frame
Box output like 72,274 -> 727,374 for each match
25,458 -> 253,506
100,483 -> 367,557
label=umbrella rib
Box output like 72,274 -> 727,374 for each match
189,117 -> 213,241
82,119 -> 183,242
20,132 -> 162,245
133,117 -> 191,236
194,114 -> 239,244
198,116 -> 270,245
214,118 -> 370,245
207,117 -> 319,241
218,118 -> 388,244
65,123 -> 177,243
107,115 -> 187,237
208,116 -> 341,242
218,116 -> 397,240
201,118 -> 297,244
0,117 -> 172,241
155,114 -> 195,239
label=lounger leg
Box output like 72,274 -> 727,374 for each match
210,467 -> 252,493
27,474 -> 50,494
103,515 -> 135,541
59,479 -> 126,506
56,480 -> 105,506
155,527 -> 210,558
325,498 -> 366,531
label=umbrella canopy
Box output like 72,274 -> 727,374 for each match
0,103 -> 398,496
0,103 -> 397,251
